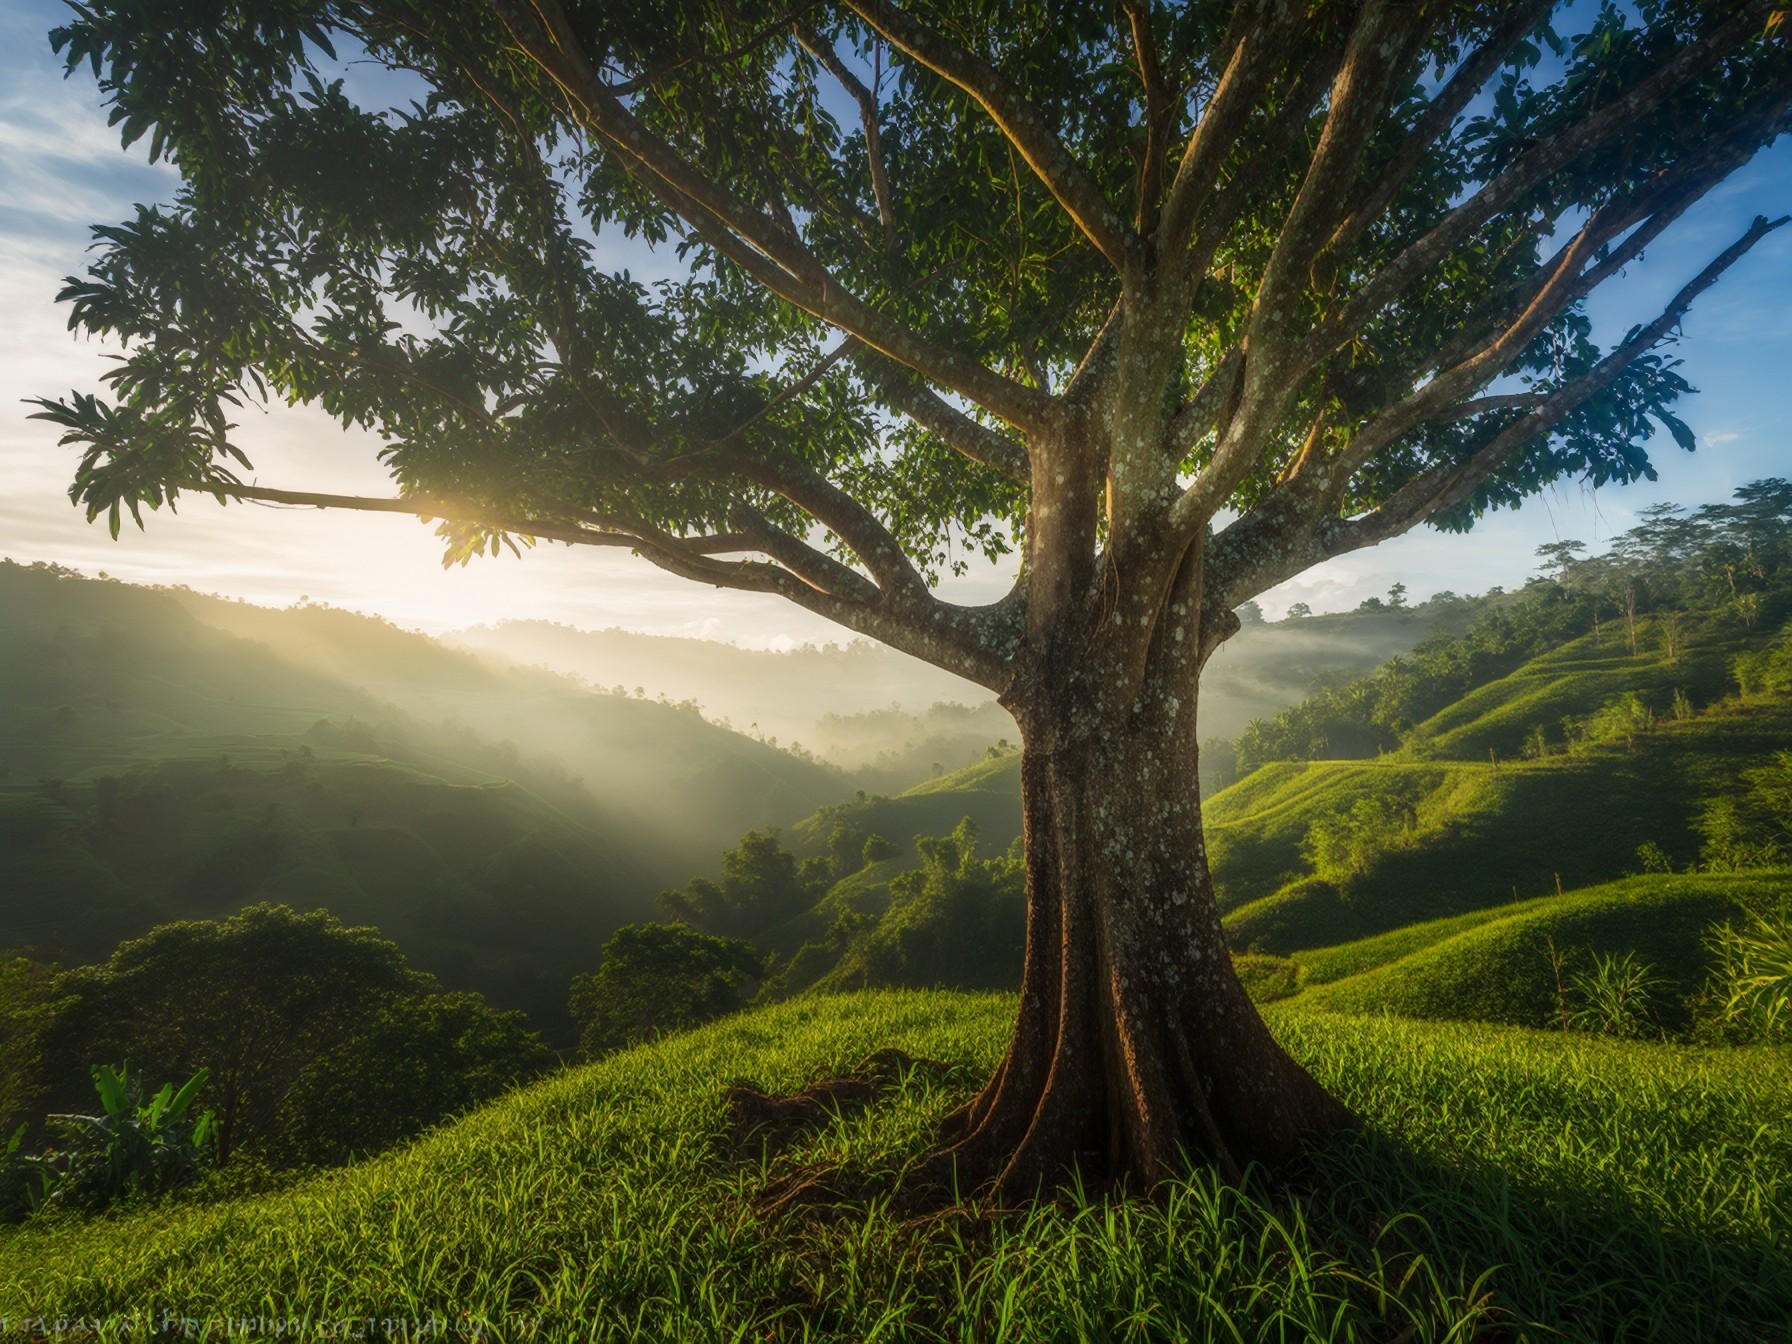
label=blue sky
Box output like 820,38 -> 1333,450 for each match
1,0 -> 1788,646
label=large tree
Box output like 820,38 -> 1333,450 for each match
34,0 -> 1792,1194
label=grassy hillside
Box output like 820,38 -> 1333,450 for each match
2,992 -> 1786,1341
1209,628 -> 1792,954
1291,872 -> 1782,1027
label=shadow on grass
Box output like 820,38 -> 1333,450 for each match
1305,1121 -> 1792,1343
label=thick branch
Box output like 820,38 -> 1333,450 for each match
856,354 -> 1030,480
1122,0 -> 1174,229
1315,0 -> 1556,283
191,479 -> 1012,684
1157,2 -> 1298,261
1307,2 -> 1775,371
716,445 -> 931,600
1207,213 -> 1789,608
490,0 -> 1052,431
1163,347 -> 1245,461
1249,1 -> 1425,363
841,0 -> 1139,274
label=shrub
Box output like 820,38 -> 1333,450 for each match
1232,954 -> 1299,1004
569,924 -> 762,1058
9,1065 -> 216,1219
1707,910 -> 1792,1042
1566,952 -> 1668,1040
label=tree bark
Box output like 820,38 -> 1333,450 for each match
924,623 -> 1350,1198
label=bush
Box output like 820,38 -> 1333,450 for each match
35,905 -> 548,1169
1566,952 -> 1668,1040
1707,910 -> 1792,1042
276,993 -> 551,1166
1232,953 -> 1299,1004
569,924 -> 762,1058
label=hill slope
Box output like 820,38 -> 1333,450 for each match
1209,622 -> 1792,954
1,992 -> 1786,1341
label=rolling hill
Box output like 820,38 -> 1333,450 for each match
0,561 -> 847,1033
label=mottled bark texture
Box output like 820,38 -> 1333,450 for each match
919,531 -> 1348,1197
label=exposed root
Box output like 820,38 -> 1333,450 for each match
723,1048 -> 952,1160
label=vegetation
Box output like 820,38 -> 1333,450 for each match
568,924 -> 763,1059
2,1065 -> 215,1221
8,906 -> 548,1178
1228,481 -> 1792,776
1,993 -> 1786,1341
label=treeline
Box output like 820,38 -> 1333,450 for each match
1215,480 -> 1792,780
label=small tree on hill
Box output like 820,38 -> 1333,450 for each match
32,2 -> 1792,1194
569,923 -> 763,1057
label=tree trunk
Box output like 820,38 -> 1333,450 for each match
925,641 -> 1351,1197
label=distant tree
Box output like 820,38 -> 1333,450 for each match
569,924 -> 762,1058
827,821 -> 869,876
1285,602 -> 1314,620
277,992 -> 550,1165
1386,583 -> 1408,610
0,956 -> 65,1134
45,905 -> 419,1161
1534,539 -> 1588,585
861,833 -> 900,866
39,904 -> 541,1166
656,830 -> 823,941
1236,600 -> 1267,626
32,0 -> 1792,1192
824,820 -> 1025,992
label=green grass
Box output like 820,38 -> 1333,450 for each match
1211,695 -> 1792,954
3,991 -> 1788,1341
1295,872 -> 1784,1030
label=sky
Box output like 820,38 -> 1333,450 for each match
1,1 -> 1789,649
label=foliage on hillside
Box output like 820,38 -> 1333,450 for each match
1224,480 -> 1792,774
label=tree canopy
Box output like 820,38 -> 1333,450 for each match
30,1 -> 1792,692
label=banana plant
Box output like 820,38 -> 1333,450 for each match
36,1062 -> 216,1212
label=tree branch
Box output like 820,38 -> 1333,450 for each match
490,0 -> 1053,431
795,25 -> 898,251
1248,1 -> 1426,365
1206,213 -> 1789,607
1157,1 -> 1299,260
1163,347 -> 1244,461
1314,0 -> 1556,285
855,353 -> 1030,480
1305,2 -> 1776,373
1122,0 -> 1174,230
841,0 -> 1140,275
